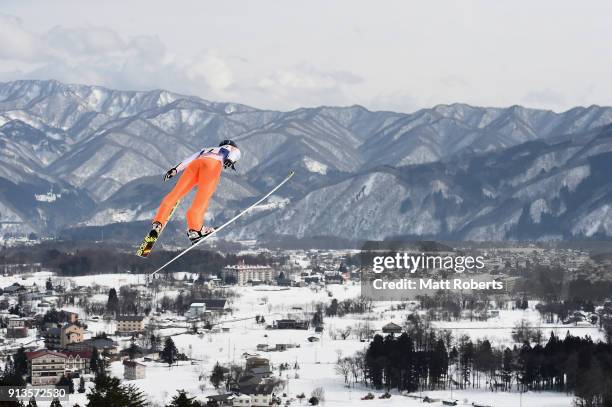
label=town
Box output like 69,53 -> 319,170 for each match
0,241 -> 611,407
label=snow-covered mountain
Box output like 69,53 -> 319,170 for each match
2,79 -> 612,241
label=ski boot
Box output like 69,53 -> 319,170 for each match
149,221 -> 163,239
187,226 -> 216,245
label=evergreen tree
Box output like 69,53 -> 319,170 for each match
397,333 -> 417,392
429,339 -> 448,389
14,347 -> 28,377
161,337 -> 178,366
78,376 -> 86,393
150,334 -> 159,352
210,362 -> 227,389
166,390 -> 201,407
501,347 -> 513,391
106,288 -> 119,315
87,374 -> 147,407
326,299 -> 339,316
45,278 -> 53,291
126,343 -> 140,360
27,396 -> 37,407
458,337 -> 474,389
0,355 -> 25,388
57,375 -> 74,393
50,399 -> 62,407
311,305 -> 324,327
365,335 -> 385,388
90,347 -> 100,376
473,340 -> 495,388
4,355 -> 15,375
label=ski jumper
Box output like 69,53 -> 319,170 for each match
153,145 -> 241,231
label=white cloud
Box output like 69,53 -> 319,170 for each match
2,1 -> 612,113
0,14 -> 45,61
0,13 -> 364,110
251,64 -> 364,108
184,52 -> 234,94
46,25 -> 126,56
0,15 -> 225,102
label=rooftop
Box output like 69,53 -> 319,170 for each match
117,315 -> 145,322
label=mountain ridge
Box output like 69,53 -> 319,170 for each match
2,79 -> 612,241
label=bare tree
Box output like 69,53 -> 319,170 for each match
311,387 -> 325,402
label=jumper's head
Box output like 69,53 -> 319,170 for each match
219,139 -> 241,170
219,139 -> 238,148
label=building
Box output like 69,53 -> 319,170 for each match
44,323 -> 84,350
381,322 -> 402,335
223,263 -> 276,285
7,317 -> 28,338
2,283 -> 26,295
206,394 -> 235,406
59,310 -> 79,324
232,394 -> 251,406
7,318 -> 26,329
304,275 -> 323,284
202,299 -> 228,312
116,315 -> 145,335
325,274 -> 344,284
249,394 -> 274,407
245,356 -> 272,378
26,350 -> 90,385
274,319 -> 309,330
26,350 -> 67,386
238,356 -> 276,403
64,351 -> 91,373
185,303 -> 206,319
123,360 -> 146,380
230,393 -> 274,407
65,337 -> 118,355
198,274 -> 222,288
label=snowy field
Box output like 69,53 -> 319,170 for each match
1,272 -> 601,406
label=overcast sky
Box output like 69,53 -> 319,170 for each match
1,0 -> 612,113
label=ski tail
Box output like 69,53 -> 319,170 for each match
148,170 -> 295,276
136,199 -> 182,257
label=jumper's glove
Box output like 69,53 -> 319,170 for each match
164,167 -> 178,181
223,159 -> 236,171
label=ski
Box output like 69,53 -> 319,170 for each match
136,199 -> 182,257
149,170 -> 295,277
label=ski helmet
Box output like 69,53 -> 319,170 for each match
219,139 -> 237,148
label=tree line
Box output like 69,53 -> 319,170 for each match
0,242 -> 276,276
350,329 -> 612,407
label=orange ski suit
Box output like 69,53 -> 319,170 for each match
153,157 -> 222,231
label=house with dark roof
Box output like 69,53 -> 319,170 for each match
382,322 -> 402,335
236,355 -> 278,403
274,319 -> 309,330
201,299 -> 228,312
205,394 -> 235,406
2,283 -> 26,295
66,337 -> 117,353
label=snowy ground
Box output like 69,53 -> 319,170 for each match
1,272 -> 600,406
